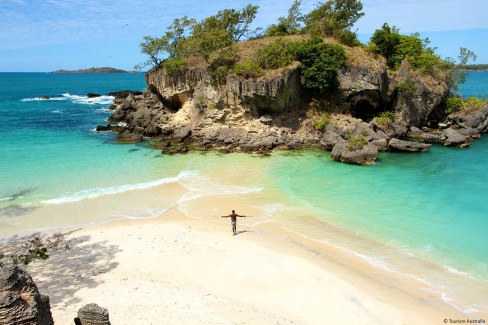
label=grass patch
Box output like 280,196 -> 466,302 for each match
375,111 -> 396,126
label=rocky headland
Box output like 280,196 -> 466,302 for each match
99,41 -> 487,165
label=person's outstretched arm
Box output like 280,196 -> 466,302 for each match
221,215 -> 229,218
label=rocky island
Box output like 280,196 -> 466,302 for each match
52,67 -> 128,74
97,5 -> 487,165
101,44 -> 487,164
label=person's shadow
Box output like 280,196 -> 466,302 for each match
235,230 -> 251,236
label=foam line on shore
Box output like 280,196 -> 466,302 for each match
441,291 -> 481,314
177,175 -> 263,203
42,171 -> 196,204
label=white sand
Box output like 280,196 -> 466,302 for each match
23,209 -> 466,325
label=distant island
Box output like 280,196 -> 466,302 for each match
463,64 -> 488,71
51,67 -> 128,74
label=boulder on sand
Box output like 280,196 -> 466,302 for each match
0,263 -> 54,325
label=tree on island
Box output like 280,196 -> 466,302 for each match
135,0 -> 476,98
266,0 -> 305,36
135,4 -> 260,70
367,22 -> 476,88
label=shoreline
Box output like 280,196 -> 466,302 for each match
2,148 -> 488,322
19,194 -> 486,324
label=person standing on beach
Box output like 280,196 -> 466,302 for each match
222,210 -> 246,235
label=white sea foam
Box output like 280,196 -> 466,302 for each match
61,93 -> 114,105
177,175 -> 263,204
42,170 -> 196,205
441,291 -> 480,314
445,265 -> 470,276
21,96 -> 67,102
21,93 -> 114,105
0,196 -> 14,202
443,265 -> 483,282
351,251 -> 392,271
117,207 -> 168,220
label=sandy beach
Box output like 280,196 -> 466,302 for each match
21,199 -> 478,325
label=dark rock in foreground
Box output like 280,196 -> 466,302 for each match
0,262 -> 54,325
75,303 -> 110,325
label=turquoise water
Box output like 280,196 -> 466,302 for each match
1,71 -> 487,312
0,73 -> 162,205
458,71 -> 488,99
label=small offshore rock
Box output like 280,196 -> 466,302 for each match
96,125 -> 112,132
87,93 -> 101,98
331,142 -> 378,165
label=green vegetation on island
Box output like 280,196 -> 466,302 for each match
136,0 -> 478,111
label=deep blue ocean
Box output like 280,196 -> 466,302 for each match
0,71 -> 487,312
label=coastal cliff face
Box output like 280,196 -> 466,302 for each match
145,61 -> 304,115
103,50 -> 486,164
388,60 -> 451,126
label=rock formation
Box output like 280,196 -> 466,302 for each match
331,142 -> 378,164
388,138 -> 432,152
99,44 -> 488,165
0,262 -> 54,325
74,303 -> 110,325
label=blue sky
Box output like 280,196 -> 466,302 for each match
0,0 -> 487,72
